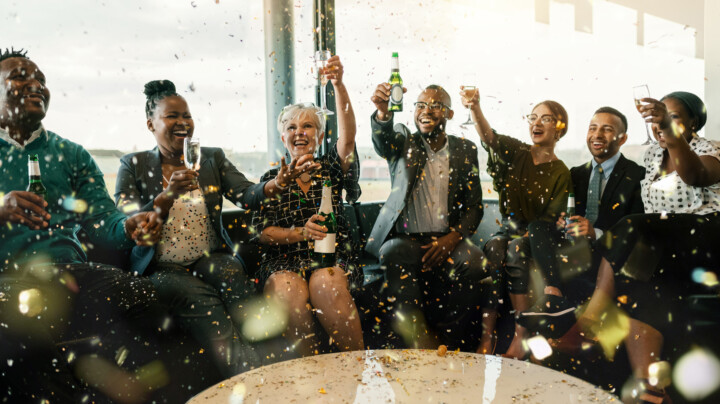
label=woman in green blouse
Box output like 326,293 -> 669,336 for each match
460,88 -> 572,358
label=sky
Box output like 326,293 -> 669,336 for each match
0,0 -> 704,158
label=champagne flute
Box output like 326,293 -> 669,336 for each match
633,85 -> 655,145
460,85 -> 477,127
183,136 -> 201,171
314,50 -> 334,116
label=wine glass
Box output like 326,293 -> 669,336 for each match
460,85 -> 477,127
633,85 -> 655,145
183,136 -> 201,170
314,50 -> 334,116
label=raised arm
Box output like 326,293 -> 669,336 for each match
640,97 -> 720,187
459,86 -> 498,151
370,82 -> 406,160
326,56 -> 356,173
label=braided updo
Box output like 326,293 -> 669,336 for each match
144,80 -> 179,118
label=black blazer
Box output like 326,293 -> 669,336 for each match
571,154 -> 645,231
365,112 -> 483,257
115,147 -> 267,274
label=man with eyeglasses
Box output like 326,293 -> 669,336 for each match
519,107 -> 645,341
366,83 -> 493,351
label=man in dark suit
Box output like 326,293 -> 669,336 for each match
519,106 -> 645,336
366,83 -> 493,350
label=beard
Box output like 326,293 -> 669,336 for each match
415,121 -> 445,139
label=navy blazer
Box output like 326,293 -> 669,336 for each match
570,154 -> 645,231
115,147 -> 267,274
365,112 -> 484,257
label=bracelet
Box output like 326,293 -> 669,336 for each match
274,177 -> 289,190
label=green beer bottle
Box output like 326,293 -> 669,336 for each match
27,154 -> 47,201
313,180 -> 337,268
388,52 -> 403,112
565,193 -> 576,241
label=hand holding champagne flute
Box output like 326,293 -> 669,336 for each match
314,50 -> 334,116
460,85 -> 478,127
183,136 -> 201,171
633,85 -> 655,145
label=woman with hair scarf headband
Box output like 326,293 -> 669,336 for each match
546,91 -> 720,403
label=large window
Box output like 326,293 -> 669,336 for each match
2,0 -> 705,203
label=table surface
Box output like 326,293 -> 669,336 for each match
188,349 -> 619,403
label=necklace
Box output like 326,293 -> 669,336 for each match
299,173 -> 312,183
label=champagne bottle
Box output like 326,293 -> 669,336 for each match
565,193 -> 576,241
27,154 -> 47,201
313,180 -> 337,268
388,52 -> 403,112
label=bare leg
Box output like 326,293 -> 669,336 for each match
544,285 -> 563,297
264,271 -> 319,356
477,308 -> 498,354
308,267 -> 364,351
580,257 -> 615,324
626,319 -> 664,379
504,292 -> 530,358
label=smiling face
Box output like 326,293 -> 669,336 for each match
586,112 -> 626,163
527,103 -> 559,147
653,97 -> 695,149
413,88 -> 453,136
0,57 -> 50,129
281,109 -> 323,159
147,95 -> 194,158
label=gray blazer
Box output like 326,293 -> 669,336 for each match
365,112 -> 484,257
115,146 -> 267,274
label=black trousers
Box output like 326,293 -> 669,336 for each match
527,220 -> 599,304
148,252 -> 260,376
0,263 -> 216,403
595,213 -> 720,330
379,234 -> 493,350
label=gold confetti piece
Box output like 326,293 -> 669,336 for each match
617,295 -> 628,304
437,345 -> 447,357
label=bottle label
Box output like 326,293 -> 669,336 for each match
390,84 -> 403,103
314,233 -> 336,254
28,160 -> 41,176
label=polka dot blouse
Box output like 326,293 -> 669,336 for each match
641,136 -> 720,215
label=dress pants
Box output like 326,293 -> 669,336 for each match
379,234 -> 493,349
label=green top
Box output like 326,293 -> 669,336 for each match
0,129 -> 132,270
483,133 -> 572,224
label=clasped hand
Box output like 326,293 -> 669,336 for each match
557,213 -> 596,240
124,211 -> 163,246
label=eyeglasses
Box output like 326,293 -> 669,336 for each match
414,102 -> 448,111
525,114 -> 556,125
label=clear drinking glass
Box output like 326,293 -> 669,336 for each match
633,85 -> 655,145
460,85 -> 477,127
183,136 -> 201,170
314,50 -> 334,116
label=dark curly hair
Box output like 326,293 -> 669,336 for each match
0,47 -> 29,63
144,79 -> 180,118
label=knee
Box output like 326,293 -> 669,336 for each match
379,238 -> 415,268
309,268 -> 350,301
506,237 -> 531,264
264,272 -> 310,308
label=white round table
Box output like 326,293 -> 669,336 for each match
188,349 -> 618,403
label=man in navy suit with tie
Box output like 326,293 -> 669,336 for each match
519,107 -> 645,336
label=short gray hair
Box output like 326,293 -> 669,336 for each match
276,103 -> 325,135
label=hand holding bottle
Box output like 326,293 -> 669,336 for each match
0,191 -> 50,229
302,214 -> 328,241
371,82 -> 406,121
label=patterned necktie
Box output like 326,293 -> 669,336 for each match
585,164 -> 603,224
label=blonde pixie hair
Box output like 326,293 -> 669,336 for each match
276,103 -> 326,135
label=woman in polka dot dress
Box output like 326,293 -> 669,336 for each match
579,91 -> 720,402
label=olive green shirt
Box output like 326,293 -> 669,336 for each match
483,134 -> 572,224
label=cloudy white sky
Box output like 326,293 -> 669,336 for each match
1,0 -> 704,158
